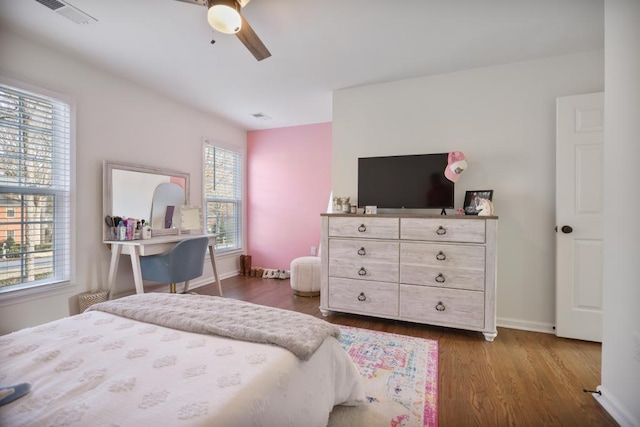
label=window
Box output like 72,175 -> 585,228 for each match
203,143 -> 243,253
0,81 -> 71,293
6,208 -> 15,218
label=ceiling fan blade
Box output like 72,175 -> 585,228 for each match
174,0 -> 250,7
174,0 -> 207,5
236,14 -> 271,61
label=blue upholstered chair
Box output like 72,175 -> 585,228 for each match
140,236 -> 209,294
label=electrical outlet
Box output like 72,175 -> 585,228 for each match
634,332 -> 640,364
311,246 -> 317,256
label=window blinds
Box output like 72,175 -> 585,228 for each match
0,83 -> 71,291
204,144 -> 242,253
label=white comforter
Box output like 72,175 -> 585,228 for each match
0,310 -> 364,426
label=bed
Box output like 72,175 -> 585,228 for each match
0,294 -> 364,426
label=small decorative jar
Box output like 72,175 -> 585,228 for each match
141,225 -> 152,240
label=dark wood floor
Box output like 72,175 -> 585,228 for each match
197,275 -> 617,426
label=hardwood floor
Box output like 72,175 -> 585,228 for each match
197,275 -> 617,426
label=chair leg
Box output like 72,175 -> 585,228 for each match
170,283 -> 176,294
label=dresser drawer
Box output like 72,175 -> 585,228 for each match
329,278 -> 398,317
329,217 -> 399,239
400,218 -> 485,243
399,285 -> 484,329
329,238 -> 399,282
400,242 -> 485,291
330,238 -> 399,262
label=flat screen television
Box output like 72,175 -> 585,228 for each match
357,153 -> 454,209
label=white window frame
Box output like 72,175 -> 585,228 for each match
203,140 -> 243,254
6,208 -> 15,218
0,77 -> 75,299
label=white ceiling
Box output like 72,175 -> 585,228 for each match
0,0 -> 604,131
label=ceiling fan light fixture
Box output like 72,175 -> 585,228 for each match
207,0 -> 242,34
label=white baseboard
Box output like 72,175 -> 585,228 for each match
594,385 -> 640,427
496,317 -> 555,334
110,271 -> 240,300
187,270 -> 240,291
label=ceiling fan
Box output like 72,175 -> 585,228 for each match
175,0 -> 271,61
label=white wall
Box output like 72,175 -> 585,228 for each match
599,0 -> 640,425
333,51 -> 604,331
0,29 -> 245,333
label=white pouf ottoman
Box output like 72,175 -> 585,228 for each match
290,256 -> 321,297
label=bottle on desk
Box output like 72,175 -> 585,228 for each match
125,219 -> 135,240
117,221 -> 127,241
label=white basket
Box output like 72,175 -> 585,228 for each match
78,289 -> 110,312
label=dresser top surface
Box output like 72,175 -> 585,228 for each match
321,213 -> 498,220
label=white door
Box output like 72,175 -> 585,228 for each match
555,92 -> 604,342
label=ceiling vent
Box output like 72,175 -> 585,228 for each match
34,0 -> 97,24
251,112 -> 272,120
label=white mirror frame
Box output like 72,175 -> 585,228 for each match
103,161 -> 190,240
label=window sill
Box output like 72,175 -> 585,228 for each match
0,280 -> 76,306
209,248 -> 243,259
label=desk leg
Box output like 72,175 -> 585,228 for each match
208,245 -> 222,296
107,244 -> 122,300
129,246 -> 145,295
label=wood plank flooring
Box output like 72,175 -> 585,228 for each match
196,275 -> 617,426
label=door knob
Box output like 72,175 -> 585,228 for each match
561,225 -> 573,234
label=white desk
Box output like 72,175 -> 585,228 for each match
104,234 -> 222,297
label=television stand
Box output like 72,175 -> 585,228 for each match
440,208 -> 447,215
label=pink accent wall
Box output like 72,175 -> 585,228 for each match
247,123 -> 332,270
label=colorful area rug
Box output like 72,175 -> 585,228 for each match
328,325 -> 438,427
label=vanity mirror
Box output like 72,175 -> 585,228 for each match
103,161 -> 190,240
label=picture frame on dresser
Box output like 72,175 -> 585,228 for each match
463,190 -> 493,215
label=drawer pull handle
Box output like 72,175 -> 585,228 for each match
358,267 -> 367,276
358,224 -> 367,232
436,251 -> 446,261
435,301 -> 446,311
436,226 -> 447,235
357,247 -> 366,256
435,273 -> 446,283
358,292 -> 367,302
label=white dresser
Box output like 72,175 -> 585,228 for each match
320,213 -> 498,341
